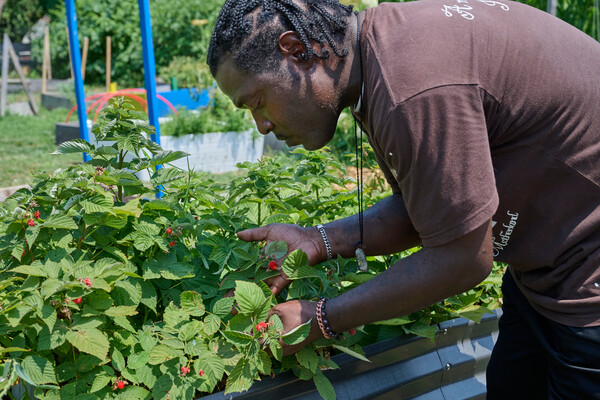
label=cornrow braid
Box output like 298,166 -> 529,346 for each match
207,0 -> 354,77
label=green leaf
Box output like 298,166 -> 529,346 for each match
43,214 -> 78,229
234,280 -> 266,315
90,372 -> 111,393
152,374 -> 174,400
281,319 -> 312,345
9,264 -> 47,277
330,344 -> 370,363
52,139 -> 93,155
180,291 -> 205,317
224,359 -> 253,395
148,344 -> 182,365
21,356 -> 58,385
203,314 -> 221,336
253,350 -> 272,375
127,351 -> 150,370
264,241 -> 288,259
112,348 -> 126,371
281,249 -> 320,280
313,369 -> 336,400
212,297 -> 235,318
296,347 -> 319,372
149,150 -> 190,167
222,330 -> 253,348
80,194 -> 114,214
178,321 -> 202,342
105,306 -> 138,318
65,327 -> 110,361
373,316 -> 413,326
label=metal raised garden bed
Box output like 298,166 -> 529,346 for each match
201,309 -> 501,400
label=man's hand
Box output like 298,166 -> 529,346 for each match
237,223 -> 325,296
268,300 -> 323,356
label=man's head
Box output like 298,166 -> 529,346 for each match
207,0 -> 354,77
207,0 -> 357,150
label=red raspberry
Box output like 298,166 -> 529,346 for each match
169,241 -> 176,247
256,321 -> 268,331
268,261 -> 277,271
27,219 -> 35,227
84,278 -> 92,288
166,227 -> 173,235
116,380 -> 125,389
349,328 -> 356,336
198,369 -> 204,377
33,211 -> 41,219
73,297 -> 82,304
181,366 -> 190,375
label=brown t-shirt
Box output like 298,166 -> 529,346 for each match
355,0 -> 600,326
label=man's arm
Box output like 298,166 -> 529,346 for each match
237,193 -> 420,295
323,193 -> 420,258
269,219 -> 494,355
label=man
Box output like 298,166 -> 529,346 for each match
207,0 -> 600,398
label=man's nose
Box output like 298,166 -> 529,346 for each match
252,111 -> 274,135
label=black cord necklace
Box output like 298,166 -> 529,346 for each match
353,11 -> 368,272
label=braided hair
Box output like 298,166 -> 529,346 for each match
207,0 -> 354,77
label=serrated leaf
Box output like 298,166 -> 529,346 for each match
281,319 -> 312,345
203,314 -> 221,336
281,249 -> 319,280
180,291 -> 205,317
222,330 -> 253,348
296,347 -> 319,372
105,306 -> 138,317
330,344 -> 370,362
65,327 -> 109,361
10,264 -> 47,277
212,297 -> 235,318
149,150 -> 190,167
21,356 -> 57,385
43,214 -> 78,229
90,372 -> 111,393
52,139 -> 93,155
234,280 -> 266,315
224,359 -> 253,395
148,344 -> 182,365
127,351 -> 150,370
313,369 -> 336,400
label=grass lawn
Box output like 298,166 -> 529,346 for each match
0,104 -> 82,188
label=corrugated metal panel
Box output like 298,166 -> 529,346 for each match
201,309 -> 501,400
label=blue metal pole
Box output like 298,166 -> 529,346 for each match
137,0 -> 161,145
65,0 -> 90,162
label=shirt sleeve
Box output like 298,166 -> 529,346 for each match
376,84 -> 499,247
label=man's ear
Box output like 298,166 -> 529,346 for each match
278,31 -> 313,68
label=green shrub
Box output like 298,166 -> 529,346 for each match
0,100 -> 502,399
160,88 -> 254,136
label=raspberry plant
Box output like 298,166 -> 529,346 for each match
0,100 -> 502,399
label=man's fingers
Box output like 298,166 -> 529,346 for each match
237,226 -> 270,242
267,275 -> 291,296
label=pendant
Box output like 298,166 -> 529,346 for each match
355,247 -> 368,272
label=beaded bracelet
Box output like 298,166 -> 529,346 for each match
316,297 -> 339,339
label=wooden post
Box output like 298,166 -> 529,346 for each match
42,25 -> 51,93
106,36 -> 111,92
1,34 -> 38,115
66,28 -> 73,80
45,25 -> 52,80
81,36 -> 89,81
1,33 -> 9,116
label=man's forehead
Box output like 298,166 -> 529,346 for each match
215,60 -> 255,109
